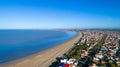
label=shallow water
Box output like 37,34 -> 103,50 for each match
0,30 -> 77,63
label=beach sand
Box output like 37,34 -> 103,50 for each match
0,32 -> 82,67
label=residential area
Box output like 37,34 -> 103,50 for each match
49,30 -> 120,67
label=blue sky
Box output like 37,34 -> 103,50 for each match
0,0 -> 120,29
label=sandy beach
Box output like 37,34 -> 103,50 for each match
0,32 -> 82,67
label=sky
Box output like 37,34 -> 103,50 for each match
0,0 -> 120,29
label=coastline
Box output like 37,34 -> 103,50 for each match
0,32 -> 82,67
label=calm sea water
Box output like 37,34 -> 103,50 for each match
0,30 -> 77,63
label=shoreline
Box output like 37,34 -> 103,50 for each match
0,32 -> 82,67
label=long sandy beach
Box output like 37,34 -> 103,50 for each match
0,32 -> 82,67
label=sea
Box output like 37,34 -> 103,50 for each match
0,30 -> 77,63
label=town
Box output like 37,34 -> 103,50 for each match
49,30 -> 120,67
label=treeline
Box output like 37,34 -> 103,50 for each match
65,40 -> 87,60
89,34 -> 107,56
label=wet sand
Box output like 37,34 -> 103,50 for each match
0,32 -> 82,67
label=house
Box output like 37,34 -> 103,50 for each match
107,50 -> 115,56
101,60 -> 107,64
95,51 -> 104,59
80,50 -> 88,58
59,58 -> 78,67
100,46 -> 108,51
89,63 -> 97,67
116,60 -> 120,66
93,57 -> 99,63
